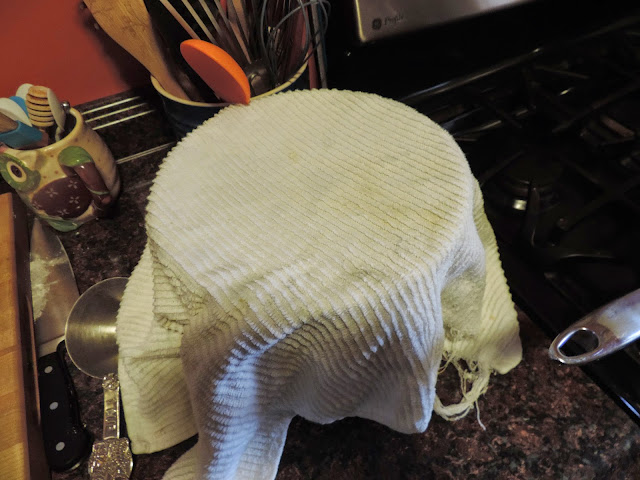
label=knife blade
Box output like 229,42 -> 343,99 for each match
30,218 -> 92,471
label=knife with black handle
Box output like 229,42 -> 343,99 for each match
30,218 -> 92,471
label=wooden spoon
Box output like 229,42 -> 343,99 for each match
83,0 -> 189,100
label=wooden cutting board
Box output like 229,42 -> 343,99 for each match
0,193 -> 49,479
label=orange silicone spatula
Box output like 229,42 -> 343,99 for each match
180,39 -> 251,105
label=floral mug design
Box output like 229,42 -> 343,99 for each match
0,109 -> 120,231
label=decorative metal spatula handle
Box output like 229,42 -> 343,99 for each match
88,374 -> 133,479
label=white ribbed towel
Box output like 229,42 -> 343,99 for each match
116,89 -> 522,480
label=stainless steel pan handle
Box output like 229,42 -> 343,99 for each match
549,288 -> 640,365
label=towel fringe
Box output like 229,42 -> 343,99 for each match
434,355 -> 491,426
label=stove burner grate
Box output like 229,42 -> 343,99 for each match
494,150 -> 564,211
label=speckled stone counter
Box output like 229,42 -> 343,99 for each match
8,88 -> 638,480
54,310 -> 640,480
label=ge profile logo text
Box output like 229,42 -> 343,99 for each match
372,14 -> 406,31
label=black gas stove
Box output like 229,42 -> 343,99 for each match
325,0 -> 640,425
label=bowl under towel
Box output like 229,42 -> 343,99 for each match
116,89 -> 522,480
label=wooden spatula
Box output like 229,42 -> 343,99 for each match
84,0 -> 189,100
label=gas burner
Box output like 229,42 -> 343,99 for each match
579,114 -> 636,157
490,151 -> 565,212
618,148 -> 640,173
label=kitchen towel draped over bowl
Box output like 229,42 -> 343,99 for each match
116,89 -> 522,480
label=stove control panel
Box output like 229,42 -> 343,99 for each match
349,0 -> 534,43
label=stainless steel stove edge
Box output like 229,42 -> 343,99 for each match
350,0 -> 535,44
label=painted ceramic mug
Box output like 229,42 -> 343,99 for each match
0,108 -> 120,232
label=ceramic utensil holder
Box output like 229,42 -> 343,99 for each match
0,108 -> 120,232
152,63 -> 308,139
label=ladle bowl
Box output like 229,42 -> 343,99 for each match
65,277 -> 127,378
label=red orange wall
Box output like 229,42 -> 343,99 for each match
1,1 -> 149,106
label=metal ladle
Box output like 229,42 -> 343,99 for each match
65,277 -> 133,479
549,288 -> 640,365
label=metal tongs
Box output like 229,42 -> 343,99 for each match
549,288 -> 640,365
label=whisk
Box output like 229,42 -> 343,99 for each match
155,0 -> 330,95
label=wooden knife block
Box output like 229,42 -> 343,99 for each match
0,193 -> 49,479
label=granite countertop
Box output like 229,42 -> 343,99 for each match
12,88 -> 639,480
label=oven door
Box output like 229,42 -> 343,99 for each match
350,0 -> 536,43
